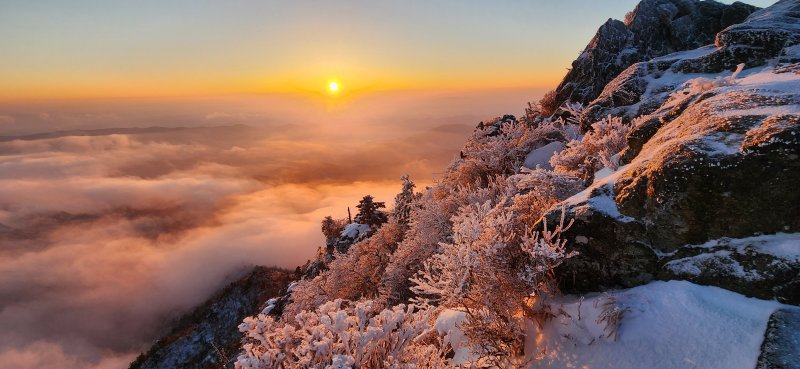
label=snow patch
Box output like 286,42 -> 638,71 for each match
524,141 -> 564,170
434,309 -> 472,365
593,167 -> 615,184
527,281 -> 788,369
562,164 -> 635,223
665,250 -> 763,281
684,233 -> 800,262
650,45 -> 717,63
340,223 -> 370,239
261,298 -> 280,314
718,104 -> 800,118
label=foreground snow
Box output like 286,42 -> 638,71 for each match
527,280 -> 790,369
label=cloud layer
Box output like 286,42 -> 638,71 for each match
0,88 -> 543,368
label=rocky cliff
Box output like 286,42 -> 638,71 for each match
549,0 -> 757,118
128,267 -> 291,369
543,0 -> 800,305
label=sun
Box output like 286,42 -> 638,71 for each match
328,81 -> 339,93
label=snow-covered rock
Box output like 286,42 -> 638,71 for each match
757,308 -> 800,369
540,0 -> 800,304
614,64 -> 800,250
549,0 -> 757,113
662,233 -> 800,303
340,222 -> 371,240
523,141 -> 564,170
582,0 -> 800,128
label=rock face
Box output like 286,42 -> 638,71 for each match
543,0 -> 800,305
129,267 -> 291,369
551,0 -> 757,114
757,309 -> 800,369
582,0 -> 800,128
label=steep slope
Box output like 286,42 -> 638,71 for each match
132,1 -> 800,367
129,267 -> 291,369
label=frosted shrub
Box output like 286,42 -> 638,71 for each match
410,197 -> 577,363
519,207 -> 577,293
283,222 -> 406,319
509,167 -> 584,201
444,117 -> 565,188
236,299 -> 445,369
327,222 -> 404,300
550,114 -> 631,182
538,90 -> 559,117
558,102 -> 585,126
281,274 -> 332,319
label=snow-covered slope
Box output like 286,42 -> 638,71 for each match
528,281 -> 794,369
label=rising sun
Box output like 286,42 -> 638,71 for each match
328,81 -> 339,93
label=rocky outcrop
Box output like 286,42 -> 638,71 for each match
582,0 -> 800,129
129,267 -> 291,369
550,0 -> 757,114
543,0 -> 800,305
614,81 -> 800,250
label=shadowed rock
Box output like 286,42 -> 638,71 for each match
550,0 -> 757,116
757,309 -> 800,369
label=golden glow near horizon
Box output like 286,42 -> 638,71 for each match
7,1 -> 773,101
329,81 -> 339,93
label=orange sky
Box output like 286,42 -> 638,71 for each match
0,0 -> 774,101
0,1 -> 643,101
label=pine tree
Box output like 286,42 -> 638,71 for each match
393,174 -> 419,227
355,195 -> 388,228
321,215 -> 346,255
321,216 -> 337,240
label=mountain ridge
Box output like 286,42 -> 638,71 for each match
130,1 -> 800,367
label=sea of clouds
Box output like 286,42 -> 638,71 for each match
0,88 -> 543,368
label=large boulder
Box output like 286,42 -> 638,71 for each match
547,62 -> 800,303
613,67 -> 800,250
551,0 -> 757,113
661,234 -> 800,304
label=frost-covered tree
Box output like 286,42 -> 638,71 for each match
236,299 -> 446,369
285,220 -> 407,318
355,195 -> 388,228
321,216 -> 338,240
392,175 -> 420,228
321,216 -> 347,254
